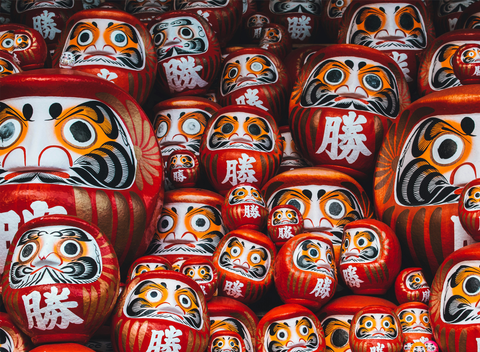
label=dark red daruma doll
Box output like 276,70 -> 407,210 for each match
0,51 -> 22,78
148,11 -> 222,97
394,267 -> 431,305
458,178 -> 480,240
208,296 -> 259,352
1,215 -> 120,344
208,330 -> 246,352
0,70 -> 164,275
320,0 -> 353,43
267,205 -> 304,247
0,24 -> 48,70
338,0 -> 434,92
222,183 -> 268,231
262,167 -> 374,267
256,304 -> 326,352
146,188 -> 226,263
395,302 -> 433,346
259,23 -> 292,61
212,228 -> 276,304
452,43 -> 480,86
111,270 -> 210,352
200,105 -> 283,196
0,312 -> 33,351
274,233 -> 337,311
167,150 -> 200,188
339,219 -> 401,295
289,44 -> 410,181
180,257 -> 218,301
218,48 -> 289,125
373,85 -> 480,279
434,0 -> 475,34
244,12 -> 271,44
349,305 -> 403,352
126,255 -> 173,283
429,242 -> 480,352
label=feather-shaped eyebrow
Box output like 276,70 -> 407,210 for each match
214,115 -> 238,129
105,22 -> 139,43
450,265 -> 480,288
355,6 -> 386,25
70,21 -> 99,40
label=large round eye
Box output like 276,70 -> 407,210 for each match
399,12 -> 414,31
356,236 -> 367,247
2,38 -> 13,49
431,134 -> 464,166
158,215 -> 174,233
227,67 -> 239,79
324,68 -> 344,85
250,252 -> 262,264
343,237 -> 350,249
60,240 -> 82,258
325,199 -> 346,220
178,294 -> 192,308
154,32 -> 165,46
216,340 -> 224,348
364,14 -> 382,32
326,251 -> 333,264
221,123 -> 234,134
308,247 -> 319,258
178,26 -> 194,40
191,214 -> 210,232
62,118 -> 97,149
230,245 -> 242,257
248,123 -> 261,136
463,275 -> 480,296
250,61 -> 263,72
156,121 -> 168,139
363,74 -> 382,91
422,315 -> 429,324
146,289 -> 163,302
383,320 -> 391,329
200,268 -> 206,275
299,325 -> 309,336
0,118 -> 22,148
230,340 -> 236,347
331,328 -> 348,347
365,320 -> 373,328
182,118 -> 201,135
405,315 -> 414,323
78,29 -> 94,46
335,0 -> 344,6
286,199 -> 305,214
276,329 -> 288,341
20,242 -> 37,262
111,30 -> 128,47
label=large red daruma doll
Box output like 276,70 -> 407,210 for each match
0,69 -> 164,275
289,44 -> 410,181
1,215 -> 120,345
200,105 -> 282,196
52,8 -> 157,105
429,242 -> 480,352
373,85 -> 480,279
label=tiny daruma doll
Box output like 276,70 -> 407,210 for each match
395,267 -> 431,304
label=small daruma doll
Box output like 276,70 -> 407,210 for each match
256,304 -> 326,352
53,8 -> 157,105
429,242 -> 480,352
395,267 -> 431,304
395,302 -> 433,346
349,305 -> 403,352
167,150 -> 200,188
267,205 -> 304,247
111,270 -> 210,352
339,219 -> 402,295
126,255 -> 173,283
180,257 -> 218,301
274,233 -> 337,311
0,51 -> 22,78
213,228 -> 276,304
0,312 -> 33,352
259,23 -> 292,60
208,330 -> 246,352
148,11 -> 222,97
222,183 -> 268,231
458,177 -> 480,240
1,215 -> 120,345
200,105 -> 283,196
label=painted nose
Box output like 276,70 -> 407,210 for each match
335,74 -> 368,99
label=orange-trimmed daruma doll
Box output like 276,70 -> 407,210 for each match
52,8 -> 157,105
339,219 -> 402,295
458,178 -> 480,241
180,257 -> 218,301
262,167 -> 374,266
289,44 -> 410,181
429,242 -> 480,352
0,69 -> 164,275
274,233 -> 337,311
395,302 -> 433,346
200,105 -> 283,196
126,255 -> 173,283
1,215 -> 120,345
212,228 -> 276,304
267,204 -> 304,248
349,305 -> 403,352
111,270 -> 210,352
394,267 -> 431,305
256,304 -> 326,352
373,85 -> 480,279
0,311 -> 33,351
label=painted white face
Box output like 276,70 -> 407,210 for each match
220,54 -> 279,95
0,30 -> 32,54
150,16 -> 209,62
346,3 -> 427,50
228,185 -> 265,206
264,316 -> 319,352
397,308 -> 431,334
300,56 -> 401,119
60,18 -> 146,70
405,270 -> 429,290
182,264 -> 214,283
340,227 -> 380,264
321,314 -> 352,352
355,313 -> 398,339
395,114 -> 480,207
211,335 -> 243,352
130,262 -> 170,280
124,277 -> 204,330
267,185 -> 364,246
9,224 -> 102,289
0,97 -> 136,189
210,316 -> 254,352
268,0 -> 322,15
147,202 -> 226,257
271,207 -> 300,226
293,238 -> 335,278
440,260 -> 480,324
218,237 -> 271,281
206,111 -> 276,152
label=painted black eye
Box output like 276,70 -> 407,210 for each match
431,134 -> 464,166
156,121 -> 168,139
324,68 -> 344,85
277,329 -> 288,341
158,215 -> 174,233
357,237 -> 366,247
178,294 -> 193,308
154,32 -> 165,46
191,214 -> 210,232
62,119 -> 96,148
0,118 -> 21,148
60,240 -> 82,257
331,328 -> 348,347
221,123 -> 234,134
364,14 -> 382,32
146,289 -> 163,302
179,26 -> 194,39
228,67 -> 238,79
463,275 -> 480,295
399,12 -> 414,31
308,248 -> 319,258
286,199 -> 305,213
325,199 -> 346,220
2,38 -> 13,48
20,242 -> 37,262
111,30 -> 128,47
363,74 -> 382,91
248,123 -> 261,136
78,29 -> 94,46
